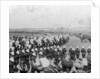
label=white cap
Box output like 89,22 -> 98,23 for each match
32,52 -> 36,56
59,48 -> 62,51
44,47 -> 46,50
35,48 -> 38,51
50,46 -> 53,49
9,57 -> 14,62
26,49 -> 29,52
31,49 -> 34,52
57,45 -> 60,48
22,49 -> 25,53
47,47 -> 49,49
10,52 -> 14,55
16,51 -> 19,54
28,45 -> 31,48
54,49 -> 57,51
39,51 -> 43,55
40,48 -> 42,51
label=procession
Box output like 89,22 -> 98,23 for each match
9,4 -> 91,73
9,33 -> 91,73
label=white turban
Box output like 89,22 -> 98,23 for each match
54,49 -> 57,51
16,51 -> 20,54
22,50 -> 25,53
9,57 -> 14,62
39,52 -> 43,55
31,49 -> 34,52
32,52 -> 36,56
35,48 -> 38,51
40,48 -> 42,51
10,52 -> 14,55
26,49 -> 29,52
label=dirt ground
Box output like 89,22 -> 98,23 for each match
61,36 -> 91,51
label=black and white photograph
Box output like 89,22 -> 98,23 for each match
1,1 -> 100,78
9,5 -> 91,73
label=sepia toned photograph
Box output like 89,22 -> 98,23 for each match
9,5 -> 91,73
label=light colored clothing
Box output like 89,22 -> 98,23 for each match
82,58 -> 88,66
35,57 -> 41,66
17,64 -> 22,70
74,59 -> 83,69
39,57 -> 50,68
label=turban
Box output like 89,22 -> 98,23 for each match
9,57 -> 14,62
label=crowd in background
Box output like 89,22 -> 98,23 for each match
9,34 -> 91,73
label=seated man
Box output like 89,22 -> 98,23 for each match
61,53 -> 73,73
71,58 -> 83,73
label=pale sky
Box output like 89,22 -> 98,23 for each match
9,5 -> 91,29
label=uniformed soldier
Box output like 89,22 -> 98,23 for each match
75,46 -> 80,59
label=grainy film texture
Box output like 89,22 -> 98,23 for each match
9,5 -> 91,73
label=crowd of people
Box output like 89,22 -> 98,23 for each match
9,34 -> 91,73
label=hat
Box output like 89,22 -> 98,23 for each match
26,49 -> 29,52
9,57 -> 14,62
22,49 -> 25,53
31,49 -> 34,52
28,45 -> 31,48
16,51 -> 20,54
43,47 -> 46,50
57,45 -> 60,48
47,47 -> 49,50
50,46 -> 53,49
40,48 -> 42,51
35,48 -> 38,51
10,52 -> 14,55
39,51 -> 43,55
59,48 -> 62,51
54,48 -> 57,51
32,52 -> 36,56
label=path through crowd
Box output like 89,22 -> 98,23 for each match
61,36 -> 91,51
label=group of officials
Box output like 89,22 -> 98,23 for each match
9,34 -> 91,73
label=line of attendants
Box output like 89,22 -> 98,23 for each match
9,34 -> 91,73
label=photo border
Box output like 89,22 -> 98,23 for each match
0,0 -> 100,79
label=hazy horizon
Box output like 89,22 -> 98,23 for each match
9,5 -> 91,31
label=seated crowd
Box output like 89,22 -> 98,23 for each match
9,34 -> 91,73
